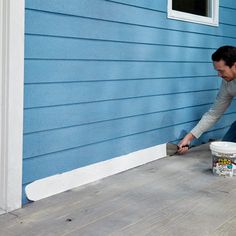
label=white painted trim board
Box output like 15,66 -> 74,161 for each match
26,143 -> 167,201
0,0 -> 24,212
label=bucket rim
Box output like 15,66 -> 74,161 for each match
210,141 -> 236,154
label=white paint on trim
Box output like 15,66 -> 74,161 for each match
0,0 -> 24,212
26,143 -> 167,201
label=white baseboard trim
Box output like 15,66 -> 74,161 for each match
25,143 -> 167,201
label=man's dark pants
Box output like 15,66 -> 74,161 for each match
223,121 -> 236,142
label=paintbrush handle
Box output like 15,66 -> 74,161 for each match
177,144 -> 190,150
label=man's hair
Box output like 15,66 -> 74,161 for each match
212,45 -> 236,67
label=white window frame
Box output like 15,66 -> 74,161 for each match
0,0 -> 24,213
167,0 -> 219,26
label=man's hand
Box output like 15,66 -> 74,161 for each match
178,133 -> 195,154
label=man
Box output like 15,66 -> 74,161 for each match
178,45 -> 236,154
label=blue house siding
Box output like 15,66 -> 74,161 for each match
23,0 -> 236,203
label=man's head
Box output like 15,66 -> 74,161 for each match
212,45 -> 236,82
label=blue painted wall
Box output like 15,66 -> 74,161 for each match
23,0 -> 236,203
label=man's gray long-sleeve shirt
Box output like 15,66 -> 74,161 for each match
191,79 -> 236,138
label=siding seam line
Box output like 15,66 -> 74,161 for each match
24,75 -> 218,85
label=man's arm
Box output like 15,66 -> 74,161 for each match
178,80 -> 233,154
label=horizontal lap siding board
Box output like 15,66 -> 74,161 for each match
220,0 -> 236,9
24,61 -> 216,84
25,36 -> 215,61
24,78 -> 219,108
23,0 -> 236,204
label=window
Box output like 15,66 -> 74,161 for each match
168,0 -> 219,26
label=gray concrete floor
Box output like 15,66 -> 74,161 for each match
0,209 -> 5,216
1,144 -> 236,236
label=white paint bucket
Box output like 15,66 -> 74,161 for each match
210,141 -> 236,177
